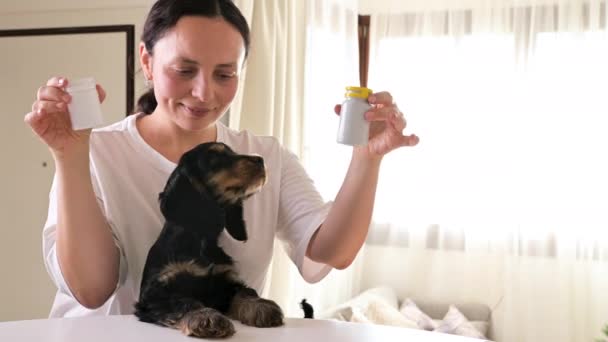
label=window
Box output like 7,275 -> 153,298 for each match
304,9 -> 608,250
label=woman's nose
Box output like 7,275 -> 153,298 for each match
191,75 -> 213,101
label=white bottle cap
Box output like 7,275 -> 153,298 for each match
66,77 -> 104,130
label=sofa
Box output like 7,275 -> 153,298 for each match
319,287 -> 493,341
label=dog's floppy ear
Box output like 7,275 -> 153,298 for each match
224,202 -> 247,241
159,155 -> 210,224
158,166 -> 183,220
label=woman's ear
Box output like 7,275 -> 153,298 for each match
139,42 -> 153,81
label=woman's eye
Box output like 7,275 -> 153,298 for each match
216,71 -> 236,80
175,68 -> 195,76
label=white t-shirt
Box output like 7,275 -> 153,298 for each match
42,113 -> 332,318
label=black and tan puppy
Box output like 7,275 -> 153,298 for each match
134,142 -> 284,338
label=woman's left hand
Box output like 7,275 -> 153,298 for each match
334,91 -> 419,158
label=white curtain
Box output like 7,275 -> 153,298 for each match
290,0 -> 365,318
349,1 -> 608,341
231,0 -> 362,317
231,0 -> 305,154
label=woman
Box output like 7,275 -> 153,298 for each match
24,0 -> 418,318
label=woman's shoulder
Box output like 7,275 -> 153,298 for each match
219,122 -> 282,154
88,113 -> 140,155
92,113 -> 137,134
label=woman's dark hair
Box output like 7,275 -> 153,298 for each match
134,0 -> 250,114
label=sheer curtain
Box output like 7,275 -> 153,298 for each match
231,0 -> 362,317
230,0 -> 306,154
351,1 -> 608,341
293,0 -> 365,317
273,0 -> 366,318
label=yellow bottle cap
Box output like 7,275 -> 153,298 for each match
345,86 -> 373,99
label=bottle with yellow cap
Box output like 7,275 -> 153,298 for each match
337,86 -> 373,146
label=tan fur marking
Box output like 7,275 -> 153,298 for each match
228,293 -> 284,328
157,260 -> 210,284
208,162 -> 265,204
209,144 -> 226,152
244,178 -> 266,197
210,264 -> 237,280
209,170 -> 243,190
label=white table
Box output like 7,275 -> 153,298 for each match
0,315 -> 487,341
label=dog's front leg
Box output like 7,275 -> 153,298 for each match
227,287 -> 284,328
173,305 -> 235,338
136,289 -> 235,338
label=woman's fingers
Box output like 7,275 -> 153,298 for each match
24,107 -> 49,132
334,104 -> 341,115
96,84 -> 107,103
42,76 -> 71,102
365,105 -> 402,122
28,77 -> 70,129
32,99 -> 68,114
399,134 -> 420,147
390,110 -> 406,132
23,108 -> 40,125
40,77 -> 106,104
46,76 -> 67,88
368,91 -> 393,106
37,84 -> 71,103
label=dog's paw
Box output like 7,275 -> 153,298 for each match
178,307 -> 235,338
237,298 -> 284,328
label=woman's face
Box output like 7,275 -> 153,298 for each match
141,16 -> 246,132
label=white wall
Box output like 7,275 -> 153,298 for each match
0,1 -> 150,322
0,0 -> 150,14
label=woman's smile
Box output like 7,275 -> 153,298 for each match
180,103 -> 214,118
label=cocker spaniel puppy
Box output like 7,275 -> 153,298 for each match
134,142 -> 284,338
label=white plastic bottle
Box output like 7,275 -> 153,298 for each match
66,77 -> 104,130
337,86 -> 373,146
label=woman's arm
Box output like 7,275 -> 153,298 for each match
306,91 -> 419,269
54,151 -> 120,309
305,148 -> 381,269
26,77 -> 118,309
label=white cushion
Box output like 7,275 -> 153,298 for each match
320,286 -> 399,321
433,319 -> 489,338
470,321 -> 490,338
323,290 -> 491,339
434,305 -> 487,339
399,298 -> 439,331
413,299 -> 491,323
349,297 -> 419,329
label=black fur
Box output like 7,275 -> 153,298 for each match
134,142 -> 283,338
300,298 -> 314,319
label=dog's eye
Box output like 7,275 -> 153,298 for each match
205,156 -> 228,170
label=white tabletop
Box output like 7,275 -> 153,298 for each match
0,315 -> 487,341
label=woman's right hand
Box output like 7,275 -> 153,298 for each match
24,76 -> 106,160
